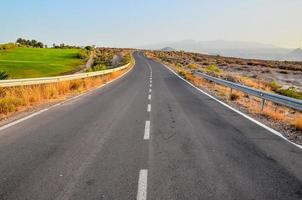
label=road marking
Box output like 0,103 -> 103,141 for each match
161,63 -> 302,150
150,80 -> 152,84
150,84 -> 152,88
144,121 -> 150,140
149,89 -> 152,93
148,94 -> 151,100
0,108 -> 49,131
147,104 -> 151,112
137,169 -> 148,200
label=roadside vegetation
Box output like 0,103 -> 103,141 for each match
0,71 -> 9,80
0,43 -> 17,51
270,81 -> 302,100
0,38 -> 135,122
87,48 -> 132,72
0,69 -> 129,119
145,50 -> 302,143
0,48 -> 134,120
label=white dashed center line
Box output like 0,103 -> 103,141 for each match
137,169 -> 148,200
137,61 -> 153,200
144,121 -> 150,140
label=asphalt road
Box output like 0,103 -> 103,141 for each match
0,52 -> 301,200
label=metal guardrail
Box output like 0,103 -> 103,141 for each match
196,72 -> 302,111
0,63 -> 131,87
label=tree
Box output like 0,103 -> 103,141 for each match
85,46 -> 93,51
15,38 -> 44,48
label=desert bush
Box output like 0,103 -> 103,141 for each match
293,115 -> 302,131
0,71 -> 9,80
276,87 -> 302,100
121,53 -> 132,65
206,64 -> 222,74
78,49 -> 90,59
269,81 -> 281,91
88,64 -> 107,72
175,63 -> 183,68
188,63 -> 198,70
270,82 -> 302,100
0,43 -> 17,50
229,93 -> 239,101
178,71 -> 186,78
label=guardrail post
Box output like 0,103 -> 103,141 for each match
260,99 -> 266,111
230,88 -> 233,94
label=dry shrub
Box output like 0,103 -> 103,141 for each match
0,67 -> 130,119
293,115 -> 302,131
236,76 -> 270,91
262,107 -> 286,121
0,97 -> 24,114
229,93 -> 240,101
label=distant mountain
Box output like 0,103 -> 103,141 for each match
160,47 -> 175,51
281,48 -> 302,61
142,40 -> 277,50
141,40 -> 298,61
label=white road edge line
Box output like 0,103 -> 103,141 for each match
147,104 -> 151,112
148,94 -> 151,100
0,64 -> 134,132
149,84 -> 152,88
144,121 -> 150,140
0,108 -> 49,131
161,63 -> 302,150
137,169 -> 148,200
149,89 -> 152,93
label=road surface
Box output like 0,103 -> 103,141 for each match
0,52 -> 301,200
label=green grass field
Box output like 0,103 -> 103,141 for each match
0,48 -> 85,78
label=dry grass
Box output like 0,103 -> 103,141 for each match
166,63 -> 302,132
0,68 -> 129,120
262,107 -> 287,121
294,115 -> 302,131
236,76 -> 271,91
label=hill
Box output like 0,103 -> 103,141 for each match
160,47 -> 175,51
281,48 -> 302,61
142,40 -> 293,61
0,47 -> 85,78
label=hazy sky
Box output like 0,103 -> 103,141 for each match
1,0 -> 301,48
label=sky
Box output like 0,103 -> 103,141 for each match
1,0 -> 301,48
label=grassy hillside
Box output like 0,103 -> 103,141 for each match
0,48 -> 85,78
